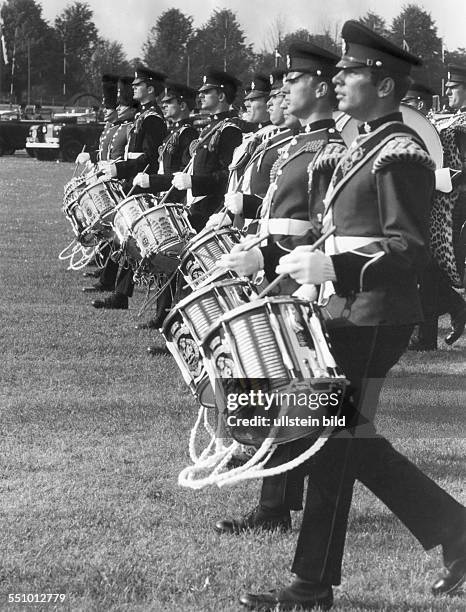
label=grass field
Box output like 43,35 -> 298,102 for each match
0,154 -> 465,612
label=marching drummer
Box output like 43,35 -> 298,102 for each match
171,68 -> 243,232
131,82 -> 199,340
237,21 -> 466,610
92,65 -> 168,311
214,43 -> 347,536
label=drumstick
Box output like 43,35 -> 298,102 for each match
126,164 -> 150,198
72,145 -> 87,178
257,225 -> 336,299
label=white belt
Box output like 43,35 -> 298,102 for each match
332,236 -> 382,254
127,152 -> 143,160
266,218 -> 312,236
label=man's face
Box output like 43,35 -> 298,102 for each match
280,83 -> 299,129
267,91 -> 285,125
132,81 -> 151,103
162,97 -> 183,121
198,87 -> 221,111
287,72 -> 322,119
446,84 -> 466,110
332,67 -> 380,121
244,96 -> 269,123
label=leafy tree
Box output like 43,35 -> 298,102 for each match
142,8 -> 193,83
88,39 -> 131,93
55,1 -> 99,96
0,0 -> 59,101
358,11 -> 390,38
189,9 -> 254,89
391,4 -> 443,91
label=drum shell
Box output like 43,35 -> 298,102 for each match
162,310 -> 216,408
131,204 -> 194,259
179,227 -> 242,289
112,194 -> 156,243
77,177 -> 125,228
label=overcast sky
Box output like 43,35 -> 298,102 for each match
41,0 -> 466,59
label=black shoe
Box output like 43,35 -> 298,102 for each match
92,295 -> 128,310
214,506 -> 291,535
239,579 -> 333,611
432,525 -> 466,596
408,338 -> 437,351
82,283 -> 113,293
445,307 -> 466,345
82,270 -> 101,278
147,345 -> 170,356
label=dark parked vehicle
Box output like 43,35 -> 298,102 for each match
26,109 -> 104,161
0,107 -> 47,156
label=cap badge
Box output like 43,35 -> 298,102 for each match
203,75 -> 207,84
286,54 -> 291,69
251,81 -> 255,90
342,40 -> 349,55
269,74 -> 274,85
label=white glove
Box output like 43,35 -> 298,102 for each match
205,212 -> 232,230
172,172 -> 192,190
224,191 -> 244,214
218,243 -> 264,277
133,172 -> 150,189
75,152 -> 90,165
435,168 -> 452,193
276,247 -> 336,285
99,162 -> 117,179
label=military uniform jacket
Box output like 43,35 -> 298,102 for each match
323,112 -> 435,327
188,110 -> 243,230
88,109 -> 117,163
258,119 -> 346,284
148,118 -> 198,196
227,121 -> 274,192
116,100 -> 167,180
105,106 -> 138,161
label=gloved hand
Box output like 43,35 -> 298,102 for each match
172,172 -> 192,190
224,191 -> 244,214
132,172 -> 150,189
98,162 -> 117,179
276,247 -> 336,285
205,211 -> 232,230
75,152 -> 90,165
218,241 -> 264,276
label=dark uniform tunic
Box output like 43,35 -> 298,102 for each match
290,113 -> 465,586
188,110 -> 243,231
148,118 -> 198,199
115,100 -> 167,180
257,119 -> 346,290
106,106 -> 137,161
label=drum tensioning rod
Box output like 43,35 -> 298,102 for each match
257,225 -> 337,299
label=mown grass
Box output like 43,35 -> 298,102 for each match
0,155 -> 465,611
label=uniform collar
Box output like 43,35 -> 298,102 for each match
209,110 -> 235,122
300,118 -> 335,133
358,112 -> 402,134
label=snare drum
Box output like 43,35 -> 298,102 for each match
179,227 -> 242,288
201,296 -> 347,445
77,175 -> 125,228
111,194 -> 156,243
131,204 -> 194,259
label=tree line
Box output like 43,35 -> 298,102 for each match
1,0 -> 465,105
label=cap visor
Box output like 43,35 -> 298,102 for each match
336,58 -> 367,69
244,91 -> 267,101
445,80 -> 461,88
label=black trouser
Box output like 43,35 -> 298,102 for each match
416,260 -> 465,346
286,325 -> 464,586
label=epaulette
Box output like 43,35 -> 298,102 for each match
312,142 -> 347,172
208,119 -> 241,152
372,136 -> 435,173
